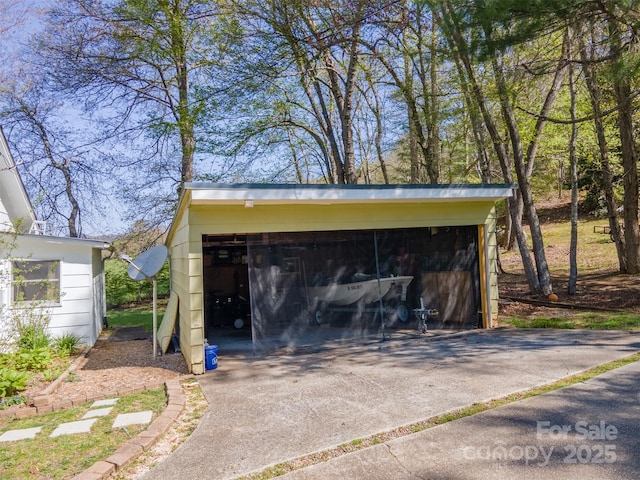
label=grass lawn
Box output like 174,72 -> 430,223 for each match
106,299 -> 168,332
539,217 -> 621,273
499,205 -> 640,329
500,311 -> 640,330
501,216 -> 621,274
0,302 -> 167,477
0,299 -> 200,480
0,388 -> 166,479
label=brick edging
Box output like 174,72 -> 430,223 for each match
0,345 -> 88,419
42,345 -> 92,396
71,376 -> 193,480
0,377 -> 172,419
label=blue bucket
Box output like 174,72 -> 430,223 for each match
204,344 -> 218,371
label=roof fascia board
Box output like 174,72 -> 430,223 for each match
187,183 -> 515,206
0,127 -> 37,226
166,188 -> 193,246
19,233 -> 110,249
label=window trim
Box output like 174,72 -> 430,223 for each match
11,259 -> 62,305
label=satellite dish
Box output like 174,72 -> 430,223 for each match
120,245 -> 169,360
127,245 -> 168,280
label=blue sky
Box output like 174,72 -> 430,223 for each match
1,0 -> 132,237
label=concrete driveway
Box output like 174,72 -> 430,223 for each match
280,358 -> 640,480
141,329 -> 640,480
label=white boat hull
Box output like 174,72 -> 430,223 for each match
307,275 -> 414,306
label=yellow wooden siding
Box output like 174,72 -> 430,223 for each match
167,205 -> 202,373
189,294 -> 203,325
484,208 -> 500,322
187,202 -> 497,239
478,224 -> 489,328
170,209 -> 208,374
189,272 -> 203,293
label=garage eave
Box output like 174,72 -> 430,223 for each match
186,183 -> 515,206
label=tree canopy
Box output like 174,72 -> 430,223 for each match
1,0 -> 639,287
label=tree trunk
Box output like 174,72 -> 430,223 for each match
361,75 -> 390,184
567,27 -> 579,295
62,165 -> 80,238
436,3 -> 541,292
171,1 -> 194,192
282,9 -> 342,184
31,110 -> 82,237
489,49 -> 555,295
418,12 -> 440,184
402,1 -> 420,183
491,33 -> 567,294
610,21 -> 640,273
452,43 -> 491,183
287,130 -> 304,183
579,34 -> 626,270
322,1 -> 365,185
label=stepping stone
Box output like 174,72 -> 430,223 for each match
91,398 -> 119,408
50,418 -> 97,438
82,407 -> 113,419
112,411 -> 153,429
0,427 -> 41,442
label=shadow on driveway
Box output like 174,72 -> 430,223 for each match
141,329 -> 640,480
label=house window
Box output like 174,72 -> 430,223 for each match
12,260 -> 61,303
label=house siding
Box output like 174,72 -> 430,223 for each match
6,235 -> 105,346
1,129 -> 107,348
92,248 -> 106,342
485,208 -> 500,323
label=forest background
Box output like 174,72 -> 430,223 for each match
0,0 -> 639,298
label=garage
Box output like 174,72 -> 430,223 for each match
167,183 -> 513,374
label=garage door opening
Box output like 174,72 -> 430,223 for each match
203,226 -> 481,354
202,235 -> 252,350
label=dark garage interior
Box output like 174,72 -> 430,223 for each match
202,225 -> 481,353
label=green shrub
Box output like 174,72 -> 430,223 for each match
0,395 -> 28,409
0,368 -> 30,398
105,259 -> 137,308
42,367 -> 63,382
105,259 -> 169,308
16,325 -> 50,351
0,354 -> 9,368
53,333 -> 82,357
13,347 -> 52,371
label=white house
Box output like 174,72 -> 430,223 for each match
0,127 -> 109,347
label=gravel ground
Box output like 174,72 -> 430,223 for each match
48,337 -> 189,403
18,329 -> 189,407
